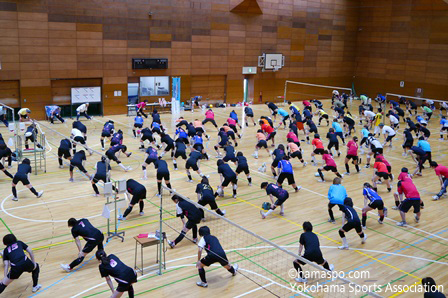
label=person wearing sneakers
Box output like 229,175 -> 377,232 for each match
396,180 -> 422,226
118,179 -> 146,220
57,138 -> 73,169
260,119 -> 276,147
69,150 -> 93,182
216,159 -> 238,198
338,197 -> 367,249
332,118 -> 345,144
155,159 -> 173,197
265,101 -> 279,121
316,108 -> 329,126
311,134 -> 325,166
402,128 -> 414,156
287,138 -> 307,166
364,134 -> 383,168
139,127 -> 158,150
60,218 -> 104,273
173,139 -> 187,170
186,148 -> 206,182
168,195 -> 202,249
260,182 -> 289,219
91,157 -> 112,197
244,106 -> 256,126
305,118 -> 318,144
277,156 -> 302,192
317,150 -> 343,182
326,128 -> 341,157
76,103 -> 91,120
430,161 -> 448,201
202,109 -> 218,129
141,146 -> 158,179
327,177 -> 347,223
362,183 -> 387,229
132,115 -> 144,139
105,144 -> 132,172
214,128 -> 229,158
196,177 -> 225,218
359,125 -> 370,154
11,158 -> 44,201
270,144 -> 286,179
235,152 -> 252,185
0,234 -> 42,294
292,221 -> 334,283
372,157 -> 392,192
100,120 -> 115,150
252,129 -> 270,159
344,136 -> 360,175
192,132 -> 209,160
379,123 -> 396,147
195,226 -> 238,288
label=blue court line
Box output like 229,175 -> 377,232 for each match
29,215 -> 122,297
292,228 -> 448,297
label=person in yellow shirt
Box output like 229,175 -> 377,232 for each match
18,108 -> 31,122
315,108 -> 329,126
373,108 -> 383,136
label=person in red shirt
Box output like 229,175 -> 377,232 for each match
396,180 -> 422,226
375,154 -> 393,181
136,100 -> 148,118
344,136 -> 360,175
372,158 -> 391,192
259,120 -> 276,147
317,150 -> 342,182
311,134 -> 325,166
393,167 -> 425,210
431,161 -> 448,200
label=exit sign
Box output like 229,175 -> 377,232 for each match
242,67 -> 257,74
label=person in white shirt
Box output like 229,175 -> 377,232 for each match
76,103 -> 91,121
379,123 -> 396,147
440,101 -> 448,116
365,135 -> 383,168
18,108 -> 31,122
363,110 -> 376,129
388,112 -> 399,129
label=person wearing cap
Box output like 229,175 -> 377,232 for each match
18,108 -> 31,122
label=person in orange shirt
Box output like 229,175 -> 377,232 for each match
287,139 -> 307,166
373,158 -> 391,192
252,130 -> 270,159
311,134 -> 325,166
193,119 -> 210,140
259,120 -> 276,147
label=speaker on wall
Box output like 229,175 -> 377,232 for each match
132,58 -> 168,69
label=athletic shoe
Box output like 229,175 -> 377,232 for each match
252,153 -> 258,159
168,240 -> 175,249
232,194 -> 237,198
90,174 -> 94,180
303,162 -> 308,167
101,147 -> 105,151
156,194 -> 162,198
432,195 -> 440,201
118,215 -> 125,220
37,191 -> 44,198
32,284 -> 42,293
312,162 -> 318,167
142,176 -> 147,180
139,212 -> 144,216
69,178 -> 74,182
362,234 -> 367,244
93,194 -> 100,197
12,197 -> 18,201
402,153 -> 407,156
378,218 -> 383,224
59,165 -> 64,169
60,264 -> 71,273
396,221 -> 407,226
221,210 -> 226,216
193,238 -> 198,243
232,263 -> 239,276
296,186 -> 302,192
196,281 -> 208,288
248,182 -> 252,186
215,155 -> 222,158
414,215 -> 420,223
362,226 -> 366,230
344,172 -> 350,175
364,164 -> 370,168
260,210 -> 266,219
317,179 -> 325,182
338,245 -> 349,250
187,180 -> 193,183
384,207 -> 388,217
329,264 -> 335,271
127,152 -> 132,158
279,211 -> 285,216
294,277 -> 308,283
328,219 -> 335,224
392,206 -> 398,210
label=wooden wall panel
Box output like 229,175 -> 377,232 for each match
0,80 -> 20,107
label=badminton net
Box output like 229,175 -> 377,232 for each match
159,185 -> 381,298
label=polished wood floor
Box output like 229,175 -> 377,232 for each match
0,99 -> 446,297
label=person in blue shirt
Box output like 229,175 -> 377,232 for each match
110,130 -> 123,146
100,120 -> 115,150
142,146 -> 158,179
303,108 -> 312,121
362,183 -> 387,228
439,116 -> 448,140
260,182 -> 289,219
151,121 -> 163,136
229,110 -> 242,128
277,156 -> 301,192
223,144 -> 237,164
359,125 -> 370,154
327,177 -> 347,223
389,100 -> 399,109
417,136 -> 432,163
338,197 -> 367,249
277,108 -> 290,128
192,132 -> 209,160
132,115 -> 144,138
175,127 -> 189,145
49,105 -> 64,124
332,119 -> 345,144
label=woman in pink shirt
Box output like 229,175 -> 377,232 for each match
286,130 -> 300,147
227,118 -> 242,139
317,150 -> 343,182
344,136 -> 360,175
136,100 -> 148,118
375,154 -> 393,181
202,109 -> 218,129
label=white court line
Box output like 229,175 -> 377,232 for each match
234,282 -> 275,298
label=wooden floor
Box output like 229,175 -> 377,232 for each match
0,100 -> 447,297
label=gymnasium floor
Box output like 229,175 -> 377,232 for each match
0,99 -> 447,297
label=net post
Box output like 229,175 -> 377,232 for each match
158,187 -> 163,276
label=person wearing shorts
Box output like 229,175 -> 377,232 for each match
91,157 -> 113,197
0,143 -> 13,179
139,127 -> 158,150
326,128 -> 340,157
402,128 -> 414,156
132,115 -> 144,138
332,119 -> 345,144
372,158 -> 391,192
106,144 -> 131,171
0,234 -> 41,294
168,195 -> 202,248
196,177 -> 225,218
338,197 -> 367,249
24,123 -> 43,150
235,152 -> 252,185
260,182 -> 289,218
364,135 -> 383,167
195,226 -> 238,288
344,136 -> 360,175
159,133 -> 175,158
11,158 -> 43,201
362,183 -> 387,228
202,109 -> 218,129
252,130 -> 270,158
305,119 -> 318,143
311,134 -> 325,166
119,179 -> 147,220
100,120 -> 115,150
277,156 -> 301,192
155,159 -> 172,197
136,100 -> 148,118
186,149 -> 206,182
18,108 -> 31,122
270,144 -> 285,178
327,177 -> 347,223
175,127 -> 189,145
317,151 -> 342,182
292,221 -> 333,283
222,124 -> 239,147
69,150 -> 92,182
216,159 -> 238,198
287,139 -> 307,166
222,144 -> 237,164
214,128 -> 229,157
244,106 -> 256,126
192,133 -> 209,160
260,120 -> 276,147
316,108 -> 329,126
379,123 -> 396,147
265,102 -> 278,121
141,146 -> 158,180
396,180 -> 422,226
60,218 -> 104,272
173,139 -> 187,170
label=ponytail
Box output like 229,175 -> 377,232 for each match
96,250 -> 108,264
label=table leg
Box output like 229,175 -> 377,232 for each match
141,244 -> 143,275
134,240 -> 137,272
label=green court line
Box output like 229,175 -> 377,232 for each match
0,217 -> 13,234
381,220 -> 448,247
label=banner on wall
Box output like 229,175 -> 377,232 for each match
172,77 -> 181,102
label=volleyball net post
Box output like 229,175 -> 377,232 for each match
159,185 -> 382,298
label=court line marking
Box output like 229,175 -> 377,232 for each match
235,282 -> 274,298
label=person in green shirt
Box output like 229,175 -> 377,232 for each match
422,105 -> 433,121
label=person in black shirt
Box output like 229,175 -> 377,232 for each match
292,222 -> 333,283
91,157 -> 113,197
402,128 -> 414,156
118,179 -> 147,220
235,152 -> 252,185
405,117 -> 418,134
96,250 -> 137,297
195,226 -> 238,288
24,123 -> 43,150
270,144 -> 285,178
416,123 -> 431,140
223,144 -> 237,164
214,128 -> 229,158
0,143 -> 13,179
338,197 -> 367,249
265,102 -> 278,121
11,158 -> 43,201
422,277 -> 446,298
175,117 -> 189,129
100,120 -> 115,150
155,159 -> 173,197
142,146 -> 158,179
69,150 -> 93,182
159,133 -> 175,158
196,177 -> 225,218
139,127 -> 159,150
73,120 -> 87,137
305,119 -> 318,144
106,144 -> 132,171
326,128 -> 341,157
151,109 -> 161,125
186,149 -> 206,182
57,138 -> 73,169
0,234 -> 42,294
173,139 -> 187,170
216,159 -> 238,198
244,106 -> 256,126
61,218 -> 104,272
406,100 -> 418,115
168,195 -> 202,248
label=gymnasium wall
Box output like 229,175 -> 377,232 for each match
354,0 -> 448,100
0,0 -> 358,119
